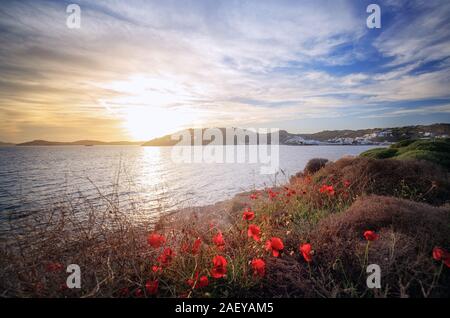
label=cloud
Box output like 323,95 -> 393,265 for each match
0,0 -> 449,142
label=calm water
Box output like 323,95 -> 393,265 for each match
0,145 -> 377,227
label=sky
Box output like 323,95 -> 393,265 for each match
0,0 -> 449,142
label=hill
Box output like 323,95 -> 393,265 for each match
143,123 -> 450,146
0,141 -> 15,146
16,140 -> 143,146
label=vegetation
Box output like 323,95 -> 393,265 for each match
361,138 -> 450,170
1,151 -> 449,298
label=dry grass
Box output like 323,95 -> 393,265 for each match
312,157 -> 450,205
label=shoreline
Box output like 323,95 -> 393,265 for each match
1,139 -> 449,298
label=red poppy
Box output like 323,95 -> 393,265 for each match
152,265 -> 162,273
363,230 -> 379,241
192,238 -> 202,254
319,185 -> 335,196
213,231 -> 225,250
243,208 -> 255,221
251,258 -> 266,277
157,247 -> 175,265
211,255 -> 227,279
250,192 -> 259,200
188,272 -> 209,289
265,237 -> 284,257
285,188 -> 296,197
187,272 -> 199,287
247,224 -> 261,242
145,280 -> 158,295
343,180 -> 351,188
198,275 -> 209,288
433,247 -> 450,268
46,262 -> 63,273
268,189 -> 278,200
147,233 -> 165,248
433,247 -> 444,261
299,243 -> 313,263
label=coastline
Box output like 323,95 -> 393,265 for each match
1,139 -> 449,298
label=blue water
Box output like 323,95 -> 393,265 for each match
0,145 -> 377,226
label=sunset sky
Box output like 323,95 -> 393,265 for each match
0,0 -> 449,142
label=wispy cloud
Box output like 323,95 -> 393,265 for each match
0,0 -> 449,141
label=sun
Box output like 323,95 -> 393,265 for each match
98,74 -> 203,140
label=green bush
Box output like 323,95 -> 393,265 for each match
399,139 -> 450,154
361,138 -> 450,169
360,147 -> 398,159
395,149 -> 450,170
391,139 -> 416,148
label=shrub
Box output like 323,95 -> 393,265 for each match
360,147 -> 398,159
314,157 -> 450,205
361,138 -> 450,169
309,195 -> 450,297
304,158 -> 328,174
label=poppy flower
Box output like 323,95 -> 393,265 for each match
198,275 -> 209,288
243,208 -> 255,221
268,189 -> 278,200
145,280 -> 158,295
152,265 -> 162,273
188,272 -> 209,289
157,247 -> 175,265
250,192 -> 259,200
433,247 -> 450,268
211,255 -> 227,279
192,238 -> 202,254
343,180 -> 351,188
251,258 -> 266,277
363,230 -> 379,241
299,243 -> 313,263
433,247 -> 445,261
265,237 -> 284,257
285,188 -> 296,197
213,231 -> 225,250
46,262 -> 63,273
319,185 -> 335,196
187,272 -> 199,287
247,224 -> 261,242
147,233 -> 165,248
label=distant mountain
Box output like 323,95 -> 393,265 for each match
142,123 -> 450,146
0,141 -> 15,146
297,123 -> 450,143
16,140 -> 143,146
11,123 -> 450,147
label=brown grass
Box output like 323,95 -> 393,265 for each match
312,157 -> 450,205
